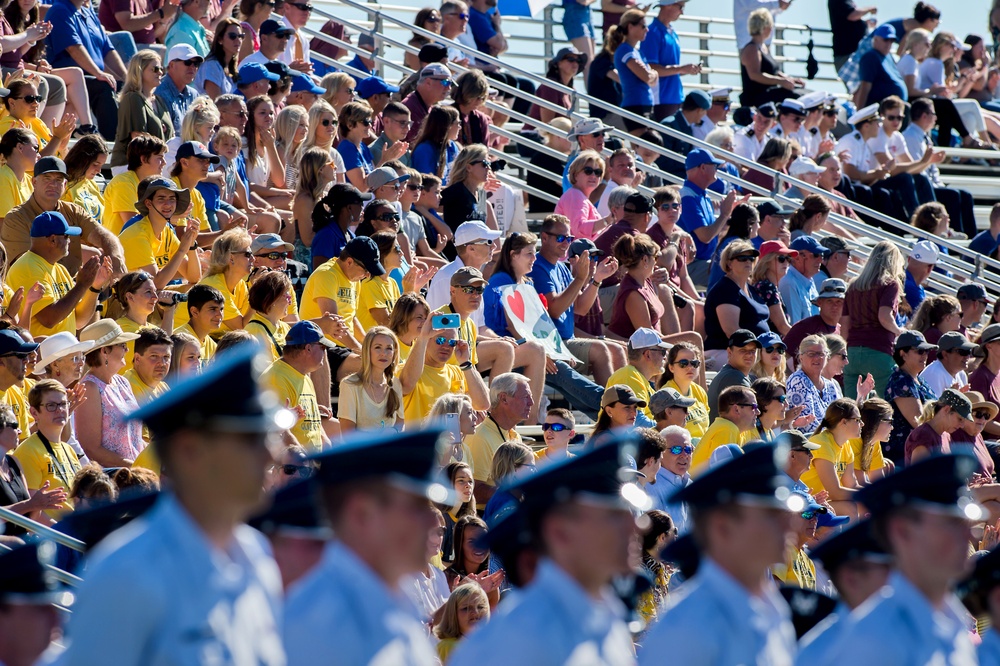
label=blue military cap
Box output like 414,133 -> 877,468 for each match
658,532 -> 700,580
0,542 -> 74,606
55,491 -> 159,551
669,443 -> 794,509
957,545 -> 1000,616
309,427 -> 455,504
129,347 -> 285,437
779,587 -> 838,640
808,519 -> 889,575
855,453 -> 985,520
503,438 -> 649,513
684,89 -> 711,110
249,480 -> 331,538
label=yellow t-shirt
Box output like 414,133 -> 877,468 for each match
300,260 -> 357,345
357,276 -> 401,333
0,164 -> 32,218
103,170 -> 140,235
690,417 -> 754,477
848,436 -> 886,475
119,217 -> 181,273
337,375 -> 403,431
7,251 -> 76,337
773,546 -> 817,590
13,432 -> 81,516
0,116 -> 53,156
262,359 -> 324,452
465,416 -> 523,484
246,313 -> 289,363
132,441 -> 161,476
173,273 -> 249,331
63,178 -> 104,221
666,380 -> 711,439
172,176 -> 210,231
174,322 -> 217,367
607,365 -> 653,420
437,638 -> 460,665
2,384 -> 29,441
402,362 -> 467,429
800,430 -> 855,496
124,368 -> 169,405
115,316 -> 147,374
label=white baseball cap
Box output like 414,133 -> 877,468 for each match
788,157 -> 826,177
454,220 -> 502,246
909,240 -> 940,265
629,327 -> 671,351
167,44 -> 202,63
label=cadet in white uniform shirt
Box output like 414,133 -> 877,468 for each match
956,540 -> 1000,666
692,88 -> 733,142
54,349 -> 287,666
639,443 -> 798,666
812,454 -> 983,666
771,99 -> 809,148
733,102 -> 777,163
283,428 -> 450,666
450,442 -> 646,666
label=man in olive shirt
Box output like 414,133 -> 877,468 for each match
1,157 -> 125,275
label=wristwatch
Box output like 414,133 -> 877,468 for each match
459,361 -> 473,371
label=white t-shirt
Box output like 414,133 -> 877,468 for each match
897,53 -> 919,79
867,128 -> 911,161
919,360 -> 966,398
917,57 -> 947,91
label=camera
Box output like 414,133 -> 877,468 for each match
488,159 -> 507,173
159,292 -> 188,307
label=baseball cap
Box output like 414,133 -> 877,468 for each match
757,200 -> 795,217
568,117 -> 613,139
568,238 -> 597,258
789,235 -> 830,257
649,387 -> 696,415
684,89 -> 711,110
285,321 -> 335,348
757,331 -> 785,350
780,429 -> 820,451
450,266 -> 488,287
909,240 -> 940,265
0,329 -> 39,355
957,283 -> 989,303
356,76 -> 400,98
290,72 -> 326,94
872,23 -> 897,41
366,166 -> 410,191
321,183 -> 373,209
454,220 -> 502,246
939,388 -> 973,421
419,43 -> 448,63
343,236 -> 385,277
30,211 -> 81,238
263,60 -> 293,80
894,330 -> 937,353
759,240 -> 797,258
250,233 -> 294,254
820,236 -> 852,254
938,331 -> 977,353
601,384 -> 646,409
33,156 -> 67,177
629,327 -> 670,351
176,141 -> 220,163
167,44 -> 202,63
623,193 -> 654,215
727,329 -> 761,348
684,148 -> 724,170
419,63 -> 451,80
815,278 -> 847,300
259,19 -> 295,36
788,157 -> 826,177
238,62 -> 280,85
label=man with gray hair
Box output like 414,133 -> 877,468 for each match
465,372 -> 531,505
596,149 -> 640,218
648,425 -> 693,533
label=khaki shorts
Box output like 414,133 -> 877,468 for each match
565,337 -> 602,376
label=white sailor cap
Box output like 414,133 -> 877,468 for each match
709,87 -> 732,100
847,103 -> 881,125
799,91 -> 836,110
777,99 -> 806,115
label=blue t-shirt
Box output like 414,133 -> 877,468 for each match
641,18 -> 682,106
411,141 -> 460,182
904,269 -> 925,312
858,49 -> 907,104
529,255 -> 575,341
311,224 -> 350,267
337,140 -> 374,175
484,271 -> 518,338
614,42 -> 653,108
47,0 -> 114,71
970,230 -> 1000,258
468,6 -> 498,52
344,55 -> 372,84
677,179 -> 716,261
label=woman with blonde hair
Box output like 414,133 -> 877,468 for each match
338,325 -> 403,432
291,100 -> 346,190
749,240 -> 794,335
483,440 -> 533,525
165,96 -> 218,170
555,150 -> 607,240
801,397 -> 863,518
111,51 -> 173,171
919,31 -> 1000,143
842,240 -> 905,397
739,8 -> 803,107
435,584 -> 490,664
430,393 -> 478,465
320,72 -> 356,116
274,104 -> 309,188
752,331 -> 787,383
175,228 -> 254,332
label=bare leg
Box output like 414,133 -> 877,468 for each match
656,284 -> 682,335
512,340 -> 545,424
476,338 -> 515,377
588,341 -> 614,386
40,101 -> 65,128
570,36 -> 595,80
51,67 -> 94,126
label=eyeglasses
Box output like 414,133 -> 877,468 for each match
393,245 -> 403,254
288,1 -> 313,9
181,58 -> 202,67
884,115 -> 904,122
445,11 -> 470,19
346,88 -> 357,96
788,116 -> 804,124
952,348 -> 973,357
775,255 -> 791,264
732,255 -> 757,263
542,422 -> 570,432
739,403 -> 760,412
846,416 -> 864,424
0,422 -> 18,431
320,118 -> 338,127
425,15 -> 442,22
673,358 -> 701,369
279,464 -> 315,477
911,348 -> 929,356
13,95 -> 42,103
974,410 -> 993,420
835,353 -> 848,360
152,65 -> 164,73
434,337 -> 459,347
388,117 -> 413,128
668,445 -> 694,455
42,400 -> 69,412
240,250 -> 254,258
764,345 -> 786,354
255,251 -> 288,260
801,510 -> 819,520
712,101 -> 731,110
803,351 -> 829,359
660,203 -> 681,211
668,406 -> 689,415
822,108 -> 838,116
581,166 -> 603,176
543,231 -> 574,243
227,31 -> 245,40
376,212 -> 401,222
459,286 -> 485,295
429,77 -> 453,87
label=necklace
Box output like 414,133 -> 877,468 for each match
364,378 -> 389,403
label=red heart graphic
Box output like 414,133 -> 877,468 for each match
506,291 -> 526,322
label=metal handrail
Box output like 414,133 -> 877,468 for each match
0,506 -> 85,552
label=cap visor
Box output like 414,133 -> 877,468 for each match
385,473 -> 457,506
315,336 -> 336,349
916,343 -> 939,351
66,227 -> 83,237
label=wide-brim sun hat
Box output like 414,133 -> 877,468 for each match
32,332 -> 96,376
79,319 -> 141,351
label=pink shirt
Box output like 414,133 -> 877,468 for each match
79,374 -> 145,461
555,187 -> 602,240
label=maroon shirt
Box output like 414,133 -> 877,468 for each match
784,315 -> 838,368
402,91 -> 431,143
844,281 -> 900,356
904,422 -> 951,465
524,83 -> 571,131
971,364 -> 1000,414
609,274 -> 664,339
951,429 -> 996,478
595,219 -> 640,288
98,0 -> 159,44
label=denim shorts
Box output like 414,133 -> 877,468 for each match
562,1 -> 595,40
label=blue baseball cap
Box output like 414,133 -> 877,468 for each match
290,72 -> 325,94
684,147 -> 724,170
788,235 -> 830,257
285,321 -> 335,348
757,331 -> 786,350
238,62 -> 281,85
30,211 -> 81,238
872,23 -> 897,41
356,75 -> 400,99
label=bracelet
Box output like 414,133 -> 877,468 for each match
459,361 -> 473,371
88,286 -> 101,294
590,278 -> 601,288
189,243 -> 199,251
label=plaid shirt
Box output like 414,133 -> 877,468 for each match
838,31 -> 875,94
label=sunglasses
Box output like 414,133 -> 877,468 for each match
240,250 -> 254,258
430,78 -> 453,87
468,239 -> 493,246
773,395 -> 787,404
279,464 -> 315,477
884,115 -> 904,122
459,286 -> 485,295
542,422 -> 570,432
256,251 -> 288,260
660,203 -> 681,211
543,231 -> 574,243
447,11 -> 469,18
739,403 -> 760,411
673,358 -> 701,368
227,31 -> 245,39
435,337 -> 459,347
152,65 -> 164,73
822,108 -> 838,116
376,213 -> 401,222
288,1 -> 313,9
732,255 -> 757,263
974,410 -> 993,420
764,345 -> 786,354
776,256 -> 790,264
320,118 -> 338,127
668,445 -> 694,455
406,183 -> 421,191
181,58 -> 202,67
425,15 -> 441,22
13,95 -> 42,103
801,510 -> 819,520
581,166 -> 603,176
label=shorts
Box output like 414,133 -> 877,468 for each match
562,2 -> 595,41
622,105 -> 652,132
326,345 -> 354,383
565,337 -> 599,376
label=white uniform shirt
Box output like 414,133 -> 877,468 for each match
425,256 -> 486,327
692,120 -> 719,142
733,126 -> 772,163
449,559 -> 636,666
816,571 -> 977,666
639,557 -> 796,666
54,495 -> 286,666
772,124 -> 808,149
283,542 -> 437,666
835,131 -> 876,174
918,360 -> 966,398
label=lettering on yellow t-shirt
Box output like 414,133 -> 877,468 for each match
300,260 -> 357,346
7,251 -> 76,337
262,359 -> 324,452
